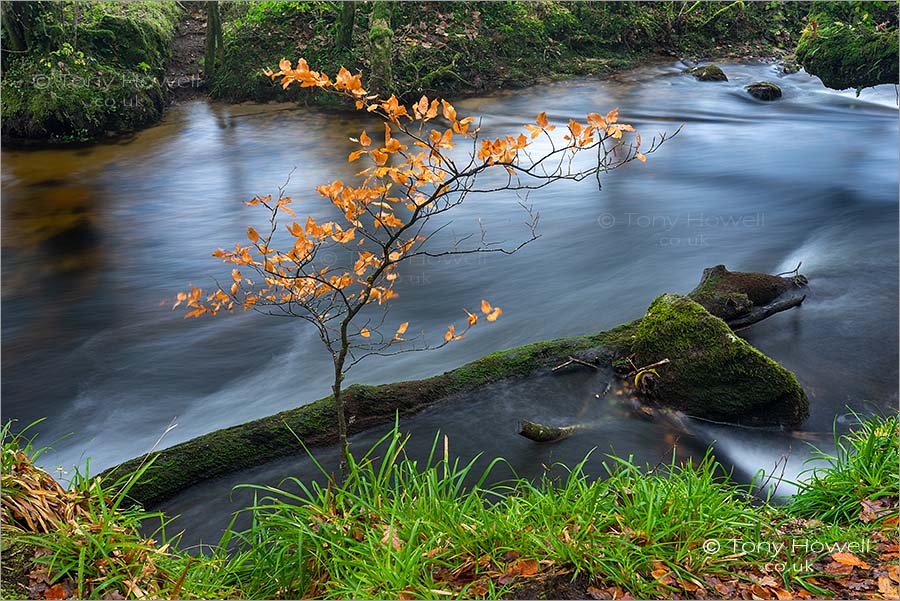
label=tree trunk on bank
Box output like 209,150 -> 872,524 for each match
2,2 -> 31,52
204,1 -> 222,81
368,2 -> 393,94
337,1 -> 356,50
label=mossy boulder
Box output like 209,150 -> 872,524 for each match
631,294 -> 808,427
795,16 -> 898,90
687,64 -> 728,81
746,81 -> 782,101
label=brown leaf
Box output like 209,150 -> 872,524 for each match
823,561 -> 854,576
43,584 -> 68,600
773,588 -> 793,600
878,575 -> 898,597
751,583 -> 773,599
861,498 -> 888,523
381,525 -> 402,550
587,586 -> 610,600
501,550 -> 520,562
518,559 -> 539,577
832,551 -> 872,569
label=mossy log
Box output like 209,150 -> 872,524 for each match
688,264 -> 807,325
102,327 -> 635,508
103,266 -> 809,507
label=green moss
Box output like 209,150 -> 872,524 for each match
631,294 -> 808,426
687,64 -> 728,81
795,14 -> 898,90
1,1 -> 181,142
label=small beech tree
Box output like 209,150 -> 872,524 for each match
174,58 -> 672,475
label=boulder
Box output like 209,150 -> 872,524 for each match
631,294 -> 809,427
746,81 -> 783,101
687,64 -> 728,81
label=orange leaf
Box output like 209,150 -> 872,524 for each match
43,584 -> 68,600
348,150 -> 366,162
635,151 -> 647,163
831,552 -> 871,569
441,100 -> 456,122
536,111 -> 549,128
444,324 -> 455,342
518,559 -> 539,576
360,130 -> 372,146
247,226 -> 260,243
172,292 -> 187,310
465,310 -> 478,325
487,307 -> 502,322
481,299 -> 492,315
394,322 -> 409,339
360,327 -> 371,338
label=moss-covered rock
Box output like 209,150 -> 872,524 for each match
746,81 -> 782,100
0,2 -> 181,143
795,16 -> 898,90
687,64 -> 728,81
631,294 -> 808,427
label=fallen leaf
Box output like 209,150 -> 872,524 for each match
381,525 -> 401,550
518,559 -> 539,576
43,584 -> 67,600
773,588 -> 793,600
879,575 -> 898,597
832,551 -> 871,569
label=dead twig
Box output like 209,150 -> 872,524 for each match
551,355 -> 598,372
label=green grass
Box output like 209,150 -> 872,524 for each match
788,413 -> 899,523
2,414 -> 897,599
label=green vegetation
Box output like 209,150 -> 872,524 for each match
795,1 -> 898,91
2,415 -> 897,599
1,2 -> 181,142
211,1 -> 810,103
631,294 -> 808,426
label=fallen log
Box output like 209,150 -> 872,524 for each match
729,295 -> 806,330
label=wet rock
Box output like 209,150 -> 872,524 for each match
686,64 -> 728,81
746,81 -> 783,100
631,294 -> 809,427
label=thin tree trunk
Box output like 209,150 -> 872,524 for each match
333,361 -> 349,480
337,1 -> 356,50
2,2 -> 29,52
204,1 -> 220,81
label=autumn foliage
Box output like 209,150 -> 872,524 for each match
173,58 -> 667,468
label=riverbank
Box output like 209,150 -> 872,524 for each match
2,1 -> 812,144
1,2 -> 182,143
2,415 -> 897,599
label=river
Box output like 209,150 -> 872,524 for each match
2,61 -> 897,545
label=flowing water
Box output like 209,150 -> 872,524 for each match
3,61 -> 897,545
